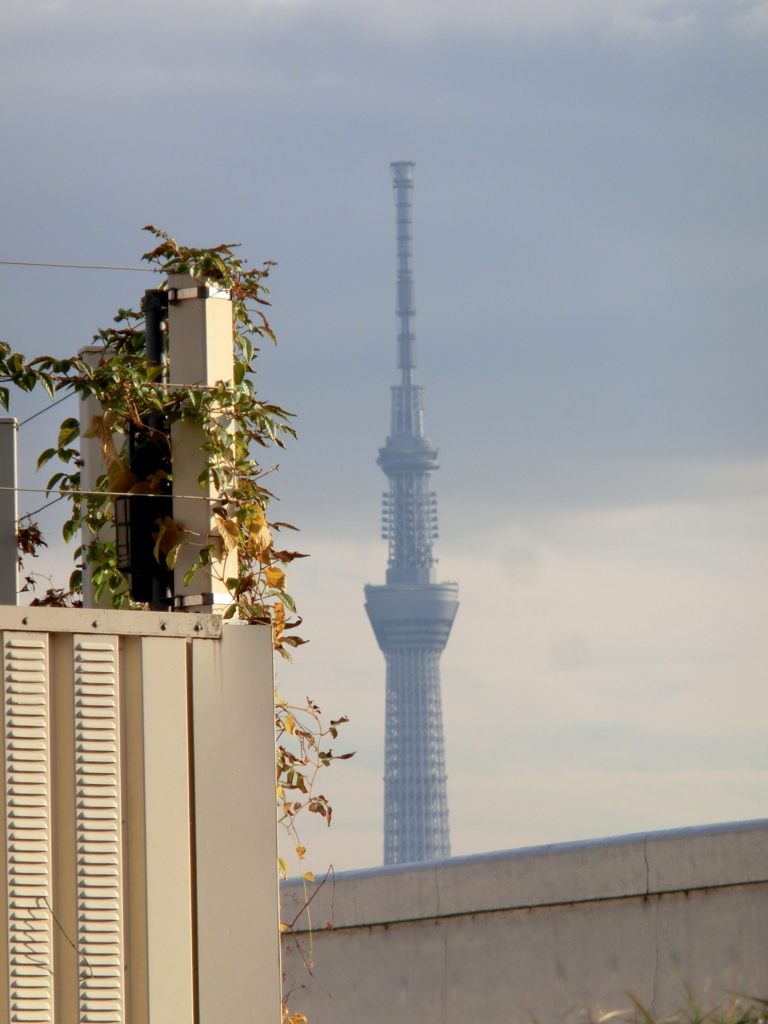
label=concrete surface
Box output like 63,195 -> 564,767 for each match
281,820 -> 768,1023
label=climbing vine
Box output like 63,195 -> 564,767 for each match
0,229 -> 354,949
6,228 -> 310,646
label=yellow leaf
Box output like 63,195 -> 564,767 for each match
152,521 -> 167,564
84,412 -> 119,463
107,458 -> 136,494
130,469 -> 169,495
275,689 -> 286,706
147,469 -> 167,489
284,714 -> 296,735
247,525 -> 272,556
295,845 -> 306,860
278,857 -> 288,880
279,922 -> 288,932
247,505 -> 266,529
216,516 -> 240,553
273,602 -> 285,646
245,506 -> 272,554
276,785 -> 284,799
152,516 -> 183,563
81,414 -> 102,440
302,871 -> 315,883
265,566 -> 286,591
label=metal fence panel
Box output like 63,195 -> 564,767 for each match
0,608 -> 279,1024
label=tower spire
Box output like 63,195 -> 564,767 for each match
391,160 -> 416,385
365,162 -> 459,865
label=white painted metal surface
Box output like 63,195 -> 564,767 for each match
3,632 -> 51,1022
167,273 -> 237,606
0,607 -> 279,1024
73,635 -> 124,1023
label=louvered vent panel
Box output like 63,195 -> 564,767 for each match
73,637 -> 124,1024
3,632 -> 53,1023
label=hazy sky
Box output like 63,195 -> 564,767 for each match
1,0 -> 767,871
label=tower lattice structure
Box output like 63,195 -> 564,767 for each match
365,161 -> 459,865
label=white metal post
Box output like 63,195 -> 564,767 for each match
192,624 -> 281,1020
0,419 -> 18,606
167,273 -> 237,610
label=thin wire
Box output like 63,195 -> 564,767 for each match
15,383 -> 255,417
0,485 -> 220,502
0,260 -> 158,272
18,393 -> 74,427
40,897 -> 92,979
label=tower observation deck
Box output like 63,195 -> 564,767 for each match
365,162 -> 459,865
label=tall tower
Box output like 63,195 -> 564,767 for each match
365,162 -> 459,865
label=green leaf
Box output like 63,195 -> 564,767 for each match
37,449 -> 57,471
165,542 -> 182,570
62,518 -> 79,543
57,417 -> 79,449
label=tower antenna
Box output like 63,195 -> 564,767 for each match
391,160 -> 416,384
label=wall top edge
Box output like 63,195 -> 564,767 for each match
281,818 -> 768,932
0,604 -> 223,638
308,818 -> 768,885
287,818 -> 768,890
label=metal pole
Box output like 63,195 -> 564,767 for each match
0,419 -> 18,605
142,288 -> 168,368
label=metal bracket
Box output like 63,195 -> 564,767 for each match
174,592 -> 234,609
167,285 -> 231,304
140,289 -> 169,315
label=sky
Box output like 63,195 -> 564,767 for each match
1,0 -> 767,873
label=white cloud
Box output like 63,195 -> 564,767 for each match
5,0 -> 768,39
351,0 -> 768,38
277,474 -> 768,871
17,448 -> 768,875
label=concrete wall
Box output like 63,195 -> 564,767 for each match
281,820 -> 768,1023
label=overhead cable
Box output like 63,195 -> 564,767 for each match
0,485 -> 218,502
0,260 -> 158,272
18,393 -> 75,427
